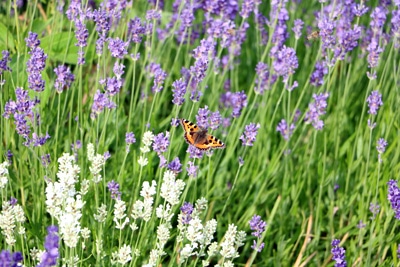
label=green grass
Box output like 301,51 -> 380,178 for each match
0,0 -> 399,266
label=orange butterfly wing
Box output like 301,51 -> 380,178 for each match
180,119 -> 225,150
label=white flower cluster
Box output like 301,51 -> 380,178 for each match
131,180 -> 157,221
178,199 -> 217,264
160,170 -> 185,206
0,161 -> 10,189
0,201 -> 26,246
113,199 -> 129,230
217,224 -> 246,265
87,143 -> 105,183
45,153 -> 85,248
111,244 -> 132,265
138,131 -> 154,167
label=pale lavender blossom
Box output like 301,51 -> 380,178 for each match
54,65 -> 75,93
276,119 -> 295,140
168,157 -> 182,173
366,90 -> 383,115
304,92 -> 329,130
186,161 -> 198,178
240,123 -> 260,146
37,226 -> 59,267
331,239 -> 347,267
108,180 -> 121,200
388,180 -> 400,220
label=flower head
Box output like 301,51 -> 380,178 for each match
54,65 -> 75,93
168,157 -> 182,173
37,225 -> 59,267
172,78 -> 186,105
331,239 -> 347,267
273,45 -> 298,82
366,90 -> 383,115
249,215 -> 266,238
276,119 -> 295,141
304,92 -> 329,130
387,180 -> 400,220
179,202 -> 194,224
108,37 -> 128,59
108,180 -> 121,200
240,123 -> 260,146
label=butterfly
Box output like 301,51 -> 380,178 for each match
180,119 -> 225,150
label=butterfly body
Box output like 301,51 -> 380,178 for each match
180,119 -> 225,150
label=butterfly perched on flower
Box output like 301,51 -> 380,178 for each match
180,119 -> 225,150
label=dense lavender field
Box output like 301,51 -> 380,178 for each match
0,0 -> 399,266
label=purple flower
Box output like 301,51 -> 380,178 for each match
26,43 -> 47,92
41,154 -> 51,167
104,151 -> 111,160
220,91 -> 247,118
276,119 -> 295,141
387,180 -> 400,220
376,138 -> 387,154
249,215 -> 266,252
240,123 -> 260,146
292,19 -> 304,39
180,202 -> 194,224
6,150 -> 12,164
187,145 -> 204,159
90,90 -> 116,119
146,9 -> 161,21
54,65 -> 75,93
391,9 -> 400,48
159,155 -> 167,168
367,40 -> 383,70
93,9 -> 110,36
152,132 -> 170,155
38,225 -> 59,267
356,220 -> 366,229
147,62 -> 167,93
107,180 -> 121,200
331,239 -> 347,267
171,118 -> 180,127
366,90 -> 383,115
196,106 -> 210,129
209,111 -> 222,131
318,18 -> 336,52
101,77 -> 122,96
238,156 -> 244,166
369,202 -> 380,219
370,6 -> 387,33
240,0 -> 255,19
255,62 -> 276,94
125,132 -> 136,145
127,17 -> 145,44
186,161 -> 198,178
377,138 -> 388,163
0,250 -> 23,267
113,62 -> 125,79
25,31 -> 40,48
9,197 -> 17,206
353,4 -> 369,17
310,61 -> 328,87
172,78 -> 186,105
0,50 -> 11,76
108,37 -> 128,59
273,45 -> 298,82
168,157 -> 182,173
304,92 -> 329,130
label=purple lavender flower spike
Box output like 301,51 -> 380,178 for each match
276,119 -> 295,141
0,50 -> 11,76
331,239 -> 347,267
168,157 -> 182,173
249,215 -> 266,252
310,61 -> 328,87
273,45 -> 298,83
304,92 -> 329,130
180,202 -> 194,225
186,161 -> 198,178
366,90 -> 383,115
255,62 -> 276,94
292,19 -> 304,39
127,17 -> 145,44
152,132 -> 170,155
90,90 -> 116,119
107,180 -> 121,200
108,37 -> 128,59
125,132 -> 136,145
54,65 -> 75,93
240,123 -> 260,146
388,180 -> 400,220
37,225 -> 59,267
187,145 -> 204,159
196,106 -> 210,129
172,78 -> 186,105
